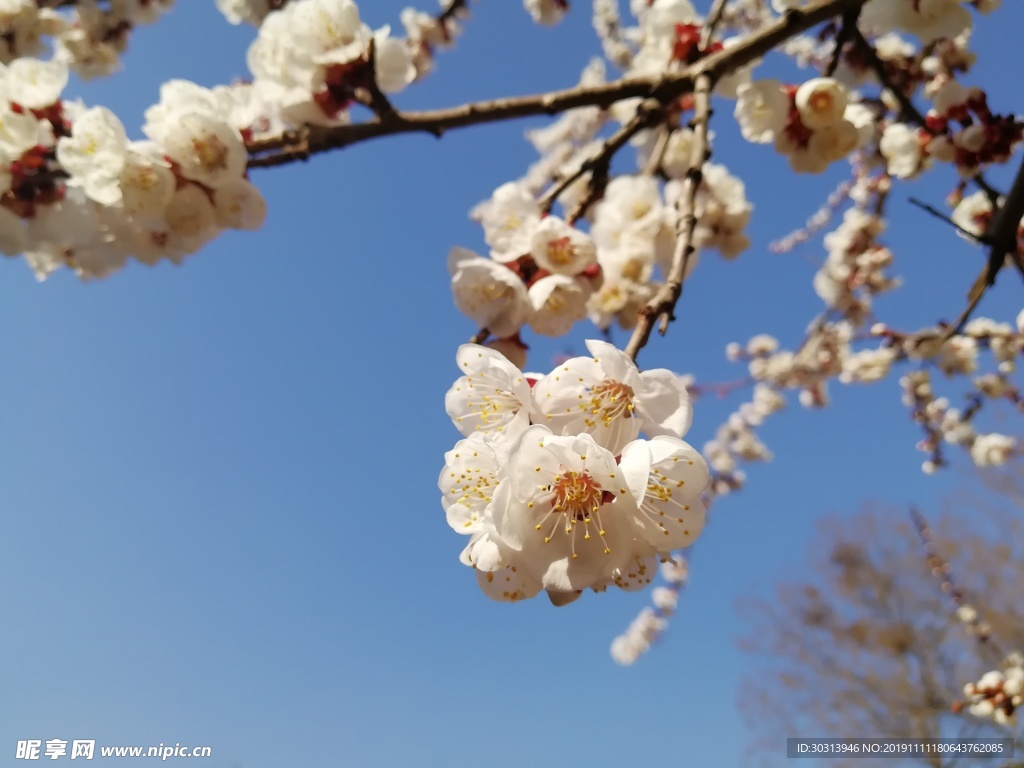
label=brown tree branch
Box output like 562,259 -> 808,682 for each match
623,72 -> 713,361
247,0 -> 868,169
825,7 -> 861,77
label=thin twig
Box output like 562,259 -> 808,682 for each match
850,26 -> 1002,205
908,197 -> 983,243
356,39 -> 399,119
909,507 -> 1006,663
850,27 -> 927,126
623,72 -> 713,361
824,7 -> 861,77
700,0 -> 730,49
539,99 -> 664,217
942,156 -> 1024,337
438,0 -> 471,25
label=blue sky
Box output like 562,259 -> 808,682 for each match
2,2 -> 1023,767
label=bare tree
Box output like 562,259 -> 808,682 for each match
738,503 -> 1024,768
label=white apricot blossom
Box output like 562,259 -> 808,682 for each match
794,77 -> 848,129
528,274 -> 591,337
162,113 -> 247,190
533,339 -> 693,454
56,106 -> 128,205
617,435 -> 709,550
473,181 -> 541,263
448,247 -> 531,338
529,216 -> 597,276
445,343 -> 535,439
734,79 -> 790,144
489,426 -> 640,592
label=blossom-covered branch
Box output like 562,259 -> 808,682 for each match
247,0 -> 868,168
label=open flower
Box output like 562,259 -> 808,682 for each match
618,435 -> 709,550
529,215 -> 597,276
448,247 -> 531,338
490,426 -> 642,592
532,339 -> 693,454
445,343 -> 535,439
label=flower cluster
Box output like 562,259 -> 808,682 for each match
880,85 -> 1022,180
0,0 -> 173,78
4,75 -> 266,279
960,655 -> 1023,726
813,203 -> 900,325
735,77 -> 872,173
440,340 -> 708,605
457,161 -> 753,344
246,0 -> 416,126
0,0 -> 485,281
860,0 -> 990,45
452,185 -> 601,342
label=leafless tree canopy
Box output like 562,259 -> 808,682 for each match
738,503 -> 1024,768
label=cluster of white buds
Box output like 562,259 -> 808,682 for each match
735,77 -> 873,173
245,0 -> 416,127
814,203 -> 900,325
960,654 -> 1024,726
0,1 -> 172,78
899,367 -> 1019,472
860,0 -> 995,45
0,0 -> 486,282
610,558 -> 688,665
591,0 -> 635,68
454,182 -> 601,343
440,340 -> 708,606
703,379 -> 783,496
738,322 -> 853,408
3,75 -> 266,280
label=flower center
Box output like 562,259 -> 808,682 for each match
551,470 -> 603,521
532,468 -> 615,557
546,236 -> 575,267
193,135 -> 229,172
583,379 -> 635,426
808,91 -> 834,116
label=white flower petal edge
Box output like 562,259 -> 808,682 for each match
448,247 -> 531,338
619,435 -> 709,550
438,433 -> 505,534
444,344 -> 535,439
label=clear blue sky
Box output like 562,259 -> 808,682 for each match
2,3 -> 1022,767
